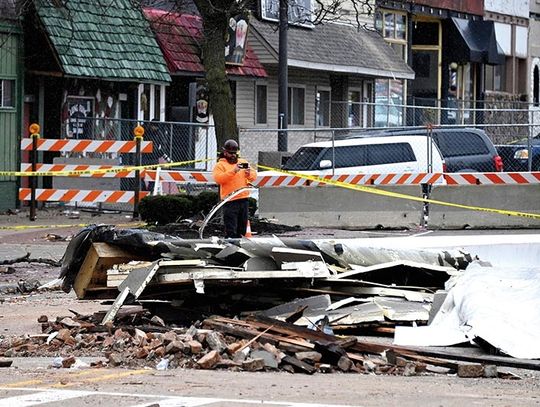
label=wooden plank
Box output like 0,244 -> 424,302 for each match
101,287 -> 130,325
73,243 -> 147,299
157,262 -> 330,283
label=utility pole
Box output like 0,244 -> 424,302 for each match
277,0 -> 288,151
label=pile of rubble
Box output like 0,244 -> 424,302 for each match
0,307 -> 522,378
2,225 -> 539,378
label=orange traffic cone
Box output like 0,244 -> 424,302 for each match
245,220 -> 253,238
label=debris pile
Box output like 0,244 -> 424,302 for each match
3,225 -> 538,377
1,308 -> 530,377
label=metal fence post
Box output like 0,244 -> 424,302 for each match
28,123 -> 40,221
421,124 -> 434,229
133,125 -> 145,219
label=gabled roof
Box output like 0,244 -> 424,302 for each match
144,8 -> 267,78
35,0 -> 171,83
250,19 -> 414,80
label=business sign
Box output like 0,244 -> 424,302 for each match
260,0 -> 314,28
225,13 -> 250,66
66,96 -> 94,138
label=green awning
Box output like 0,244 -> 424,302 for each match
36,0 -> 171,83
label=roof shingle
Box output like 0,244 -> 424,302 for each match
36,0 -> 171,83
145,8 -> 267,78
250,19 -> 414,80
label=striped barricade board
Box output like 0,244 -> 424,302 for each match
19,188 -> 149,203
145,171 -> 445,187
21,138 -> 153,153
144,170 -> 215,184
253,172 -> 445,187
20,164 -> 136,178
144,170 -> 540,188
443,172 -> 540,185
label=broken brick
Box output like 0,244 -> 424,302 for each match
197,350 -> 221,369
188,340 -> 203,355
242,358 -> 265,372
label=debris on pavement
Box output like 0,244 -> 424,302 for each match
2,224 -> 539,378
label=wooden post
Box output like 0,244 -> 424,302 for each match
132,125 -> 145,219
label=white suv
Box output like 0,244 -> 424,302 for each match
280,135 -> 445,175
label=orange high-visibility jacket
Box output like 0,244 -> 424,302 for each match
212,158 -> 257,200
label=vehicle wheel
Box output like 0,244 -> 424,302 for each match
533,160 -> 540,172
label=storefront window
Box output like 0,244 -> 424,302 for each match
316,89 -> 330,127
375,79 -> 403,127
348,90 -> 361,127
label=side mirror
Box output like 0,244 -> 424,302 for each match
319,159 -> 333,169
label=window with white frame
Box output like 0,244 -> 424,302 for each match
288,86 -> 305,125
255,83 -> 267,124
316,88 -> 330,127
375,10 -> 407,62
348,90 -> 361,127
0,79 -> 15,108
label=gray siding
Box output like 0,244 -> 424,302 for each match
237,67 -> 334,164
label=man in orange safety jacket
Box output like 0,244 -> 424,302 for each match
212,139 -> 257,238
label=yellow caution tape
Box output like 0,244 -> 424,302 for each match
0,222 -> 147,231
0,159 -> 213,177
257,165 -> 540,220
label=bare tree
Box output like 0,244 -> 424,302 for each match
1,0 -> 374,149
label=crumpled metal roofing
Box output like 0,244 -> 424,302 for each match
35,0 -> 171,83
144,8 -> 267,78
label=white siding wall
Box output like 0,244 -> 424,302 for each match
484,0 -> 529,18
329,0 -> 375,28
237,67 -> 334,165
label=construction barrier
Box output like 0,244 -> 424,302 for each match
18,188 -> 149,203
18,124 -> 151,220
19,164 -> 135,178
20,139 -> 153,153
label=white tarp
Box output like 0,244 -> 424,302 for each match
394,264 -> 540,359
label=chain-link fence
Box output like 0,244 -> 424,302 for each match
56,104 -> 540,186
328,99 -> 533,145
61,117 -> 216,170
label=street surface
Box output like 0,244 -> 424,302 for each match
1,209 -> 540,406
0,363 -> 539,407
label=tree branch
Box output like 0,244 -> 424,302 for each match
0,253 -> 62,267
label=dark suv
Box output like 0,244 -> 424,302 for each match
346,128 -> 504,172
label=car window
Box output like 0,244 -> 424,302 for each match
367,143 -> 416,165
320,145 -> 367,168
436,133 -> 489,157
282,147 -> 324,170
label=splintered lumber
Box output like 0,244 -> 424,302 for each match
206,316 -> 540,371
73,243 -> 147,299
205,316 -> 365,363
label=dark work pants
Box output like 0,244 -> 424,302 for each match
223,198 -> 249,238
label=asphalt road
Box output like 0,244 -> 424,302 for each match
0,362 -> 539,407
1,210 -> 540,406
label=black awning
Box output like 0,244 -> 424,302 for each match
448,17 -> 505,65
